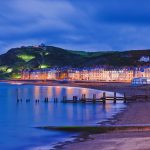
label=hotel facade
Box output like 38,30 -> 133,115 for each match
21,67 -> 150,82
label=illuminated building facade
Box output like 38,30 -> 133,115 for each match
67,68 -> 134,81
21,67 -> 150,82
68,70 -> 80,80
22,69 -> 57,80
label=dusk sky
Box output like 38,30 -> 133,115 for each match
1,0 -> 150,53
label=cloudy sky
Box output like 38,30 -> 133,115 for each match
1,0 -> 150,53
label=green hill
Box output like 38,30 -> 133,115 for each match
0,45 -> 150,79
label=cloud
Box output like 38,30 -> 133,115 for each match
0,0 -> 76,35
1,0 -> 150,53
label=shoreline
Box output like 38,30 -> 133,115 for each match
51,106 -> 128,150
52,101 -> 150,150
2,79 -> 149,96
2,80 -> 150,150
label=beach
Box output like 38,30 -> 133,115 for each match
52,82 -> 150,150
41,81 -> 150,150
55,101 -> 150,150
4,80 -> 150,150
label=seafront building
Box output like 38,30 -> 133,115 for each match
68,68 -> 134,81
21,67 -> 150,82
22,69 -> 57,80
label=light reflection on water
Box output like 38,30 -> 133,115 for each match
0,83 -> 126,150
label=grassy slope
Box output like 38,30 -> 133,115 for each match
0,46 -> 150,79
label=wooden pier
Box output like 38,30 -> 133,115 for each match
61,92 -> 150,104
61,92 -> 128,104
16,91 -> 149,104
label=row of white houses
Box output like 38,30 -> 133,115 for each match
21,67 -> 150,82
68,69 -> 133,81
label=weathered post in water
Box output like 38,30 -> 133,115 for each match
81,94 -> 86,103
54,97 -> 58,103
124,93 -> 127,103
93,94 -> 96,103
26,99 -> 28,103
16,88 -> 19,102
102,92 -> 106,104
83,94 -> 86,103
114,92 -> 117,104
44,97 -> 49,103
62,96 -> 67,103
73,96 -> 77,103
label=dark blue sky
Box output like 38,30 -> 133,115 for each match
1,0 -> 150,53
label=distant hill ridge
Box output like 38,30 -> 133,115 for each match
0,45 -> 150,79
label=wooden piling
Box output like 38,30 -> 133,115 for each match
124,93 -> 127,103
93,94 -> 96,103
114,92 -> 116,103
82,94 -> 86,103
54,97 -> 58,103
75,96 -> 78,102
102,92 -> 106,104
81,94 -> 83,101
62,96 -> 67,103
73,96 -> 77,103
44,97 -> 48,103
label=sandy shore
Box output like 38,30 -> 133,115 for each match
57,101 -> 150,150
47,81 -> 150,150
3,80 -> 150,150
60,131 -> 150,150
57,82 -> 150,150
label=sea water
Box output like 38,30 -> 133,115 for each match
0,83 -> 126,150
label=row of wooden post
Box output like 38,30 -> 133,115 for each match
17,92 -> 127,104
17,97 -> 49,103
102,92 -> 127,104
62,92 -> 127,103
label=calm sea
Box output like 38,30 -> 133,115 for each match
0,82 -> 126,150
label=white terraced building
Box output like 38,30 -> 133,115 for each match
22,67 -> 150,82
68,68 -> 134,81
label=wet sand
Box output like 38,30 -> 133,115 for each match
58,101 -> 150,150
61,131 -> 150,150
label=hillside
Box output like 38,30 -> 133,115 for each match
0,45 -> 150,79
